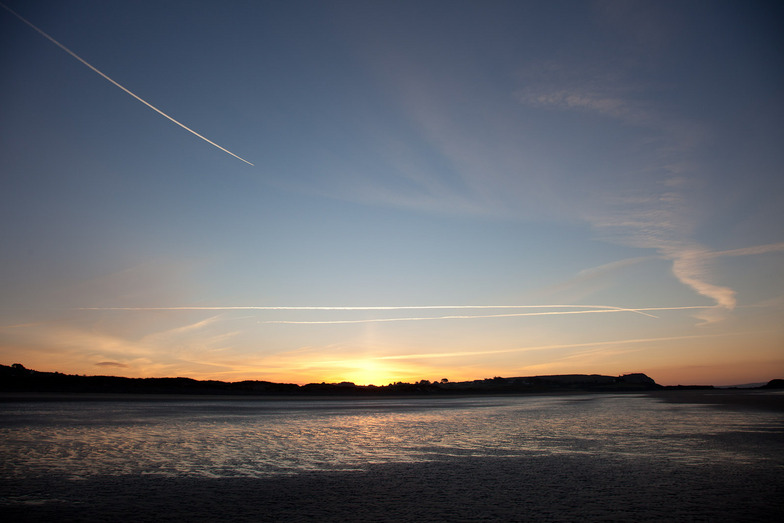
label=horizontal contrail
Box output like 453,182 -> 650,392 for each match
1,2 -> 253,166
77,304 -> 661,312
261,306 -> 711,324
75,304 -> 713,323
264,310 -> 630,324
76,304 -> 659,316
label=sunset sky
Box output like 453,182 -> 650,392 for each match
1,0 -> 782,386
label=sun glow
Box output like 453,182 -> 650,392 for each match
324,359 -> 405,386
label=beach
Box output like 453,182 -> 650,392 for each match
3,453 -> 783,522
2,390 -> 783,521
646,388 -> 784,413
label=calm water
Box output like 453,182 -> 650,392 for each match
1,393 -> 782,479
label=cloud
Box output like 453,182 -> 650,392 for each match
0,308 -> 243,378
668,248 -> 736,310
656,241 -> 784,320
372,332 -> 740,361
711,242 -> 784,258
519,87 -> 645,124
290,4 -> 778,334
665,242 -> 784,321
517,31 -> 740,322
1,3 -> 253,166
520,60 -> 760,325
516,57 -> 784,326
516,62 -> 748,323
538,256 -> 656,301
144,315 -> 224,337
95,361 -> 127,368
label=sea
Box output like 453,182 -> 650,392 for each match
1,392 -> 783,521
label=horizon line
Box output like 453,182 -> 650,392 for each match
4,362 -> 779,389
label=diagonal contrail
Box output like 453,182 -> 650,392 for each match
1,2 -> 254,166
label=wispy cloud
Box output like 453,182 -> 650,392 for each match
376,332 -> 744,361
95,361 -> 127,368
519,87 -> 647,125
537,256 -> 657,302
665,242 -> 784,318
1,2 -> 253,166
0,309 -> 242,378
145,315 -> 224,336
574,257 -> 656,278
711,242 -> 784,258
588,188 -> 738,322
510,6 -> 761,324
515,52 -> 783,325
668,247 -> 736,309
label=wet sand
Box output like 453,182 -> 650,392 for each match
646,388 -> 784,412
3,389 -> 782,521
3,452 -> 783,522
2,388 -> 782,409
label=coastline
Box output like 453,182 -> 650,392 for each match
645,388 -> 784,413
3,389 -> 782,521
2,388 -> 784,411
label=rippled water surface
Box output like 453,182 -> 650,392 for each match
1,394 -> 782,478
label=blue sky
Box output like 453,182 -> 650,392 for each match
1,0 -> 782,386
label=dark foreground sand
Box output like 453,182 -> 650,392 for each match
3,452 -> 783,522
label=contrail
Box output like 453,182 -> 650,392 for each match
74,304 -> 714,324
1,2 -> 253,166
77,304 -> 658,312
261,306 -> 710,324
263,310 -> 632,324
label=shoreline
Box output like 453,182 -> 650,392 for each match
3,390 -> 782,521
2,388 -> 783,411
645,388 -> 784,412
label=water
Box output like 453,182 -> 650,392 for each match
2,393 -> 782,479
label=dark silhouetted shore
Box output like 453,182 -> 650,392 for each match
1,363 -> 665,396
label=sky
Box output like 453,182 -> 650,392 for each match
1,0 -> 782,387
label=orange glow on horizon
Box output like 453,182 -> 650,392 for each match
4,356 -> 783,389
2,330 -> 782,388
308,359 -> 423,386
